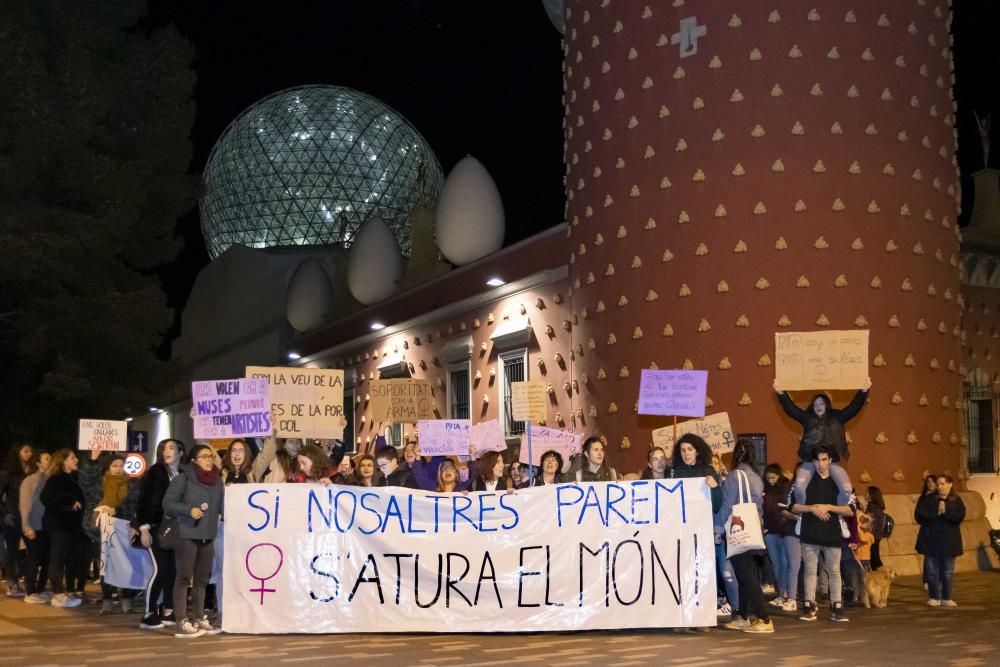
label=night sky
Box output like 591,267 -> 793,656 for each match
152,0 -> 997,347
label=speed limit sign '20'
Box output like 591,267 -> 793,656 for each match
124,453 -> 146,478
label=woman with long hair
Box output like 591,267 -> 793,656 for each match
641,446 -> 669,480
221,439 -> 253,484
353,454 -> 381,487
19,451 -> 51,604
469,451 -> 514,492
436,459 -> 461,493
915,473 -> 965,607
1,443 -> 32,598
576,437 -> 617,482
80,448 -> 140,614
865,486 -> 888,571
39,449 -> 84,609
523,450 -> 564,487
163,444 -> 224,638
762,463 -> 793,610
293,444 -> 335,484
715,439 -> 772,633
133,438 -> 185,629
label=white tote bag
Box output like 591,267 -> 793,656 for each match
725,470 -> 766,558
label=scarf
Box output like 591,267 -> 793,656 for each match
195,465 -> 222,486
101,473 -> 130,509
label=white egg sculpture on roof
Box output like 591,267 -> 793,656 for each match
435,156 -> 505,265
285,258 -> 333,332
347,217 -> 404,305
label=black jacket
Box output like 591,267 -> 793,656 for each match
381,468 -> 416,489
670,462 -> 723,513
40,473 -> 85,533
132,463 -> 174,530
468,475 -> 512,492
778,389 -> 868,462
0,469 -> 26,520
915,493 -> 965,558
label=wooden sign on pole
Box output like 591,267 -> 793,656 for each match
511,381 -> 548,423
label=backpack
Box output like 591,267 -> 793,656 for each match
881,513 -> 895,538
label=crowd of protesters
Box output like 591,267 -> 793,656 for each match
0,377 -> 970,637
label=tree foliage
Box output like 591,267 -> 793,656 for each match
0,1 -> 196,446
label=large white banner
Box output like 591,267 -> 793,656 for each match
222,481 -> 716,633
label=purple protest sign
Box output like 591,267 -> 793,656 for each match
517,426 -> 582,466
637,369 -> 708,418
469,419 -> 508,458
417,419 -> 471,456
192,378 -> 272,439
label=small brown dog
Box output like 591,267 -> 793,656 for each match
863,567 -> 896,608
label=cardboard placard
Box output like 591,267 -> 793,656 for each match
469,419 -> 508,457
417,419 -> 471,456
774,330 -> 869,390
637,370 -> 708,417
511,381 -> 548,422
370,379 -> 435,424
78,419 -> 128,451
651,412 -> 735,458
192,378 -> 272,439
517,425 -> 582,466
246,367 -> 345,439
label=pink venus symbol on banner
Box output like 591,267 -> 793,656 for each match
246,543 -> 284,604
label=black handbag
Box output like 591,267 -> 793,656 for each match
156,517 -> 179,551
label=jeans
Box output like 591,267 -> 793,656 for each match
730,551 -> 770,622
173,539 -> 214,622
144,542 -> 176,615
924,555 -> 955,601
794,463 -> 853,506
802,543 -> 842,606
783,535 -> 802,600
764,533 -> 790,598
715,539 -> 739,609
23,530 -> 50,595
48,530 -> 82,595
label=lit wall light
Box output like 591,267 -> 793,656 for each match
486,277 -> 505,287
370,322 -> 386,331
287,352 -> 302,360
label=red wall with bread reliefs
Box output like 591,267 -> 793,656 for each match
563,1 -> 963,491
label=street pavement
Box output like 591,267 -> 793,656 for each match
0,572 -> 998,666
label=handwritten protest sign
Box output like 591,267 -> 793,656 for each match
370,379 -> 435,424
78,419 -> 128,451
637,370 -> 708,417
192,378 -> 272,439
518,425 -> 582,466
651,412 -> 735,457
223,481 -> 716,633
469,419 -> 508,457
511,381 -> 548,422
417,419 -> 471,456
775,330 -> 869,390
246,367 -> 344,439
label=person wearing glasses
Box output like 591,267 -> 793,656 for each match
162,445 -> 224,638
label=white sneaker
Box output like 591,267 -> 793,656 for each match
24,593 -> 49,605
782,599 -> 798,612
51,593 -> 82,608
926,598 -> 941,607
197,616 -> 223,635
940,600 -> 958,608
174,618 -> 205,638
768,597 -> 785,607
717,602 -> 732,617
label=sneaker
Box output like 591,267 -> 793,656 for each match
51,593 -> 82,609
24,593 -> 50,605
174,618 -> 205,639
197,616 -> 223,635
940,599 -> 958,608
799,603 -> 818,622
926,598 -> 941,607
769,597 -> 786,608
830,603 -> 850,623
716,602 -> 733,617
160,611 -> 177,626
724,617 -> 751,631
139,613 -> 164,630
99,599 -> 115,615
6,582 -> 26,598
744,619 -> 775,634
761,584 -> 776,595
781,599 -> 798,613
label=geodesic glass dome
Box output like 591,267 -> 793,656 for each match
200,85 -> 444,259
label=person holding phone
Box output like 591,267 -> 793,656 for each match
915,474 -> 965,607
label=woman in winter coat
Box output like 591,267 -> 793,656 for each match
132,438 -> 185,629
714,439 -> 772,634
1,442 -> 33,598
163,444 -> 225,638
521,450 -> 564,487
80,448 -> 140,614
865,486 -> 888,571
468,451 -> 515,492
774,377 -> 871,506
19,450 -> 51,604
915,473 -> 965,607
39,449 -> 85,609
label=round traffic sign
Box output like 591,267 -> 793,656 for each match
124,453 -> 147,478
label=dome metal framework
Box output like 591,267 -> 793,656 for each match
200,85 -> 443,259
